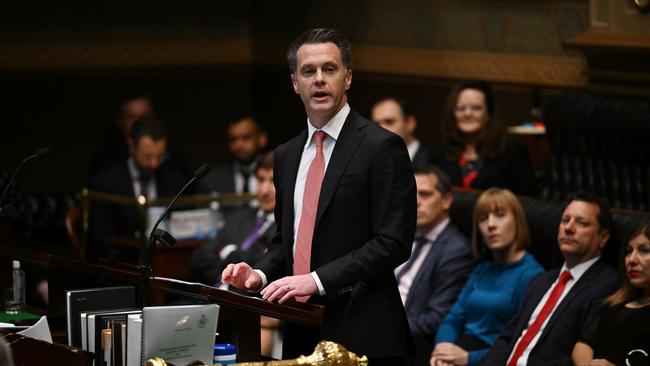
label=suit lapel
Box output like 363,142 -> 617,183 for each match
517,270 -> 559,332
282,130 -> 308,243
404,226 -> 451,309
120,162 -> 137,197
536,259 -> 602,341
315,110 -> 366,226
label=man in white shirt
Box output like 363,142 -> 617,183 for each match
401,164 -> 475,366
482,192 -> 618,366
190,151 -> 277,286
199,115 -> 268,196
221,28 -> 416,365
89,118 -> 188,259
371,96 -> 430,165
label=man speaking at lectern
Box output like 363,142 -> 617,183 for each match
222,28 -> 416,365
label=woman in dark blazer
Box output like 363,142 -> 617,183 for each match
572,222 -> 650,366
430,80 -> 536,196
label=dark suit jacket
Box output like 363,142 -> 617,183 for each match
430,136 -> 537,197
189,207 -> 276,285
411,144 -> 431,166
482,258 -> 618,366
88,160 -> 188,259
197,161 -> 237,194
256,109 -> 417,359
198,160 -> 258,195
406,223 -> 476,366
90,131 -> 190,178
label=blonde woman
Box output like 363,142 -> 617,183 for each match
430,188 -> 543,366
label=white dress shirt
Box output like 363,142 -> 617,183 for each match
127,158 -> 157,199
256,104 -> 350,294
508,256 -> 600,365
232,161 -> 258,195
396,218 -> 449,304
407,139 -> 421,162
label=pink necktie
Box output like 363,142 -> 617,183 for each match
293,130 -> 326,302
507,270 -> 573,366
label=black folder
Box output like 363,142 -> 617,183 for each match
65,286 -> 136,347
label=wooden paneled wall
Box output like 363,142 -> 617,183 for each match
1,1 -> 593,193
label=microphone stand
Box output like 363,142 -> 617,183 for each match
138,164 -> 210,307
0,147 -> 50,218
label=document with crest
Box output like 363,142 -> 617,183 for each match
141,304 -> 219,366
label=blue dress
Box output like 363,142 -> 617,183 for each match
434,251 -> 543,366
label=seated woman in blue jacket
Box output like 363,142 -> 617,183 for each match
430,188 -> 543,366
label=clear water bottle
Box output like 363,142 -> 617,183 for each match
209,200 -> 225,239
5,260 -> 25,314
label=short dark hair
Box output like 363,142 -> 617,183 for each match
256,151 -> 274,172
413,164 -> 452,196
120,92 -> 153,107
287,28 -> 353,74
563,192 -> 613,233
373,96 -> 413,119
116,93 -> 155,125
130,117 -> 167,143
227,112 -> 264,132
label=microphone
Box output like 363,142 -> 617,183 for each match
193,164 -> 210,180
0,147 -> 51,217
139,163 -> 210,306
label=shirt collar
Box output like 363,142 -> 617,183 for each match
305,103 -> 350,146
127,158 -> 139,180
407,139 -> 420,161
257,209 -> 275,222
234,160 -> 257,174
419,217 -> 450,243
561,256 -> 600,282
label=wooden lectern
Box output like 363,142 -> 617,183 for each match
1,332 -> 93,366
1,245 -> 325,362
149,277 -> 325,361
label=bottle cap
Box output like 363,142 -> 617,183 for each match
12,260 -> 20,269
214,343 -> 236,355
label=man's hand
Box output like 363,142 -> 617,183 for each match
430,342 -> 468,366
221,262 -> 263,291
260,274 -> 317,304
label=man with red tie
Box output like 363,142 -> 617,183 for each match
221,28 -> 416,365
481,193 -> 618,366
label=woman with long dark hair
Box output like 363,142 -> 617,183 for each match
430,80 -> 536,196
572,223 -> 650,366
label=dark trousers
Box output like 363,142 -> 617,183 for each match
282,322 -> 413,365
457,334 -> 490,351
413,334 -> 434,366
369,356 -> 412,366
281,322 -> 320,359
